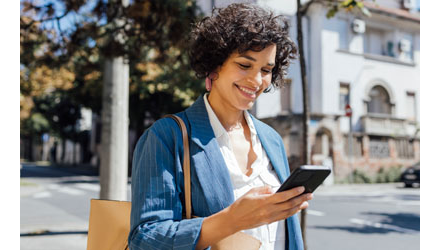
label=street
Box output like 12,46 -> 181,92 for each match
306,184 -> 420,250
20,163 -> 419,250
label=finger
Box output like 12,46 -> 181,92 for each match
277,193 -> 313,211
269,201 -> 310,223
270,186 -> 305,203
299,201 -> 309,210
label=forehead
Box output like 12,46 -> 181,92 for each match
235,44 -> 277,62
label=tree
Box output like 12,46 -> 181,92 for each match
294,0 -> 373,248
20,0 -> 203,200
21,0 -> 203,136
20,15 -> 77,161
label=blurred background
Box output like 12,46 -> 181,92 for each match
20,0 -> 420,249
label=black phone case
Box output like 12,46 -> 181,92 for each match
277,165 -> 331,193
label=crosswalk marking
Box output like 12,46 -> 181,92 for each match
74,183 -> 100,192
58,186 -> 86,196
48,184 -> 60,190
33,191 -> 52,199
307,209 -> 325,216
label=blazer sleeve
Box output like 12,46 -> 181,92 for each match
128,119 -> 204,250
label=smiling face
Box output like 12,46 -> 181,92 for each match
208,44 -> 277,112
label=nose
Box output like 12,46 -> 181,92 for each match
247,71 -> 263,89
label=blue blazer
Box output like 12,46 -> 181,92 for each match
129,95 -> 304,250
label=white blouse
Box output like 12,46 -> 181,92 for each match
203,94 -> 286,250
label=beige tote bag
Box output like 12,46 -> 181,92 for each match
86,115 -> 261,250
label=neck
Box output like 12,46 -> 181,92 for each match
207,93 -> 246,132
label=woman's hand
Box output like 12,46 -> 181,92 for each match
224,185 -> 312,232
195,186 -> 312,250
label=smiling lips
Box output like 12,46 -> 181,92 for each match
235,84 -> 259,98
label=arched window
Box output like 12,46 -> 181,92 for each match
367,85 -> 392,114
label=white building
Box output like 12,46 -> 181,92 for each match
198,0 -> 420,181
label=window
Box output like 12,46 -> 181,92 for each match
280,79 -> 292,113
369,136 -> 389,158
395,138 -> 414,159
339,83 -> 350,111
367,85 -> 392,115
406,92 -> 416,121
364,27 -> 395,57
364,27 -> 385,55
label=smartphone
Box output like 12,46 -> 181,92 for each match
277,165 -> 331,193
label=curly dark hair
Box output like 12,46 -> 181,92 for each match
189,3 -> 298,90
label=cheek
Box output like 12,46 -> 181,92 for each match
257,81 -> 271,97
262,76 -> 272,89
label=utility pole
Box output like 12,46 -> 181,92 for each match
296,0 -> 311,249
345,99 -> 354,183
99,0 -> 130,201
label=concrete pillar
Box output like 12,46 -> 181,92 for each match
100,56 -> 129,201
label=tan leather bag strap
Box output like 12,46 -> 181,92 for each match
164,115 -> 191,219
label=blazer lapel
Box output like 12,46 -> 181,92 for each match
184,96 -> 235,213
251,115 -> 289,183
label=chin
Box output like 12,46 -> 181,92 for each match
238,101 -> 255,111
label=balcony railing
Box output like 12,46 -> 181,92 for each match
360,114 -> 417,137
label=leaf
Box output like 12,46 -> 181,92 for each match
326,6 -> 338,19
342,0 -> 352,7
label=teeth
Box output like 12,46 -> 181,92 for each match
238,86 -> 257,95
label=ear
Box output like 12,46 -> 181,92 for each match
209,72 -> 219,81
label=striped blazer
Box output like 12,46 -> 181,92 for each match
128,95 -> 304,250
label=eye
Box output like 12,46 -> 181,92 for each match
261,68 -> 272,75
237,63 -> 251,69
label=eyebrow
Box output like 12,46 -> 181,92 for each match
238,55 -> 275,66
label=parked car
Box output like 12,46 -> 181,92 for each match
400,162 -> 420,188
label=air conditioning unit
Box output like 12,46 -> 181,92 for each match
402,0 -> 416,9
399,39 -> 411,52
352,19 -> 366,34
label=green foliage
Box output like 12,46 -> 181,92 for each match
375,166 -> 403,183
20,0 -> 205,141
351,169 -> 373,184
21,113 -> 50,137
324,0 -> 372,19
341,166 -> 403,184
32,91 -> 82,141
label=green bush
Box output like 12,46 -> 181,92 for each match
375,166 -> 402,183
352,169 -> 373,183
342,166 -> 403,184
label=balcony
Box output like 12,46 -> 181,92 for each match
360,114 -> 417,137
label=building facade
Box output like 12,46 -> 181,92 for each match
198,0 -> 420,182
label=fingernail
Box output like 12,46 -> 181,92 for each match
307,193 -> 313,199
300,201 -> 309,209
299,186 -> 305,193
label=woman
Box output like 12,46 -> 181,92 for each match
129,3 -> 313,250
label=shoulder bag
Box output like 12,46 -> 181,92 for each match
86,115 -> 261,250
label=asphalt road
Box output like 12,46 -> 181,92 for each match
20,163 -> 419,250
306,184 -> 420,250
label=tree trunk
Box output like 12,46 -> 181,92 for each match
296,0 -> 311,249
99,56 -> 129,200
28,135 -> 34,161
61,138 -> 66,164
